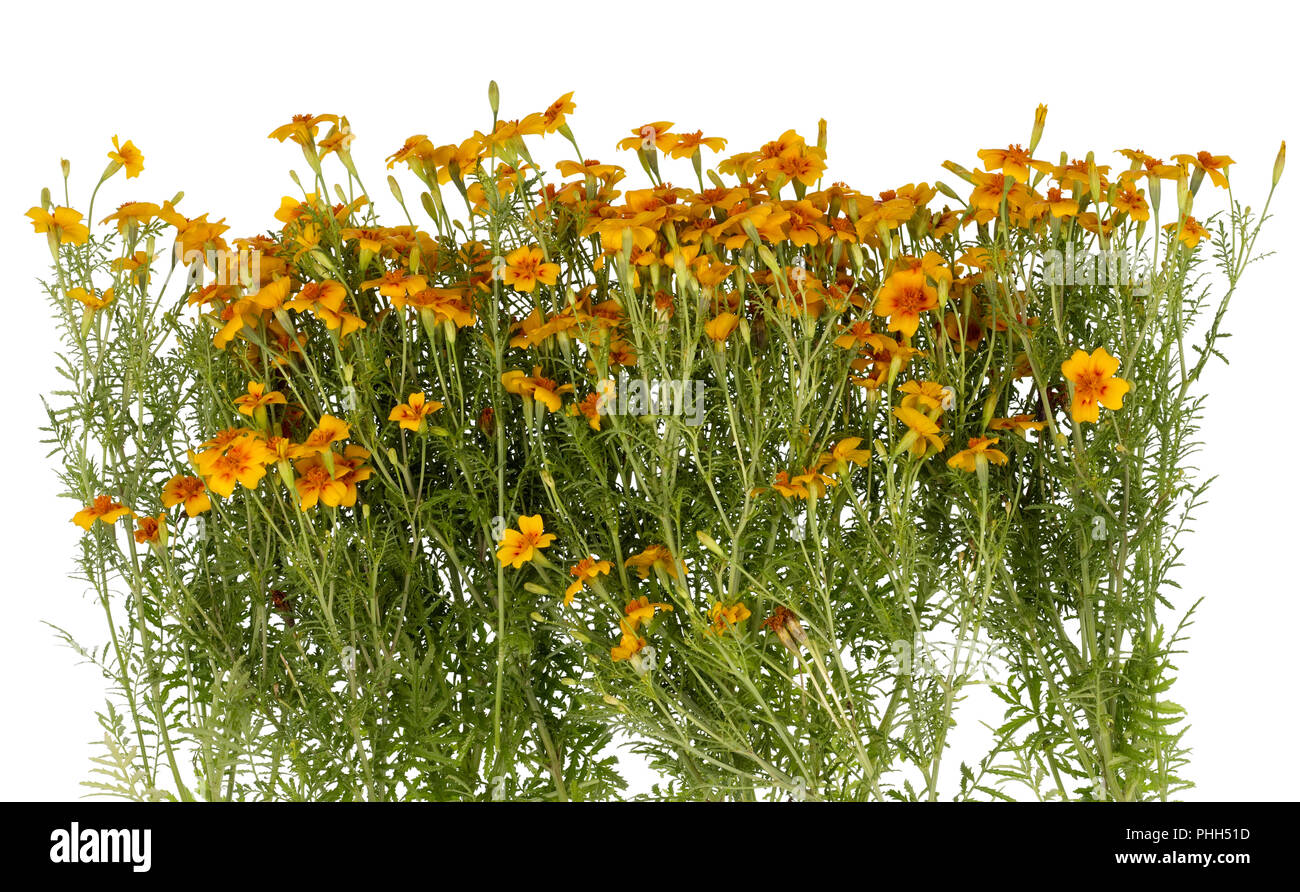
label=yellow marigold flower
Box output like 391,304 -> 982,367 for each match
333,445 -> 373,508
900,380 -> 949,412
314,304 -> 366,339
100,201 -> 160,233
161,475 -> 210,517
298,415 -> 350,456
363,270 -> 428,303
624,544 -> 686,580
611,631 -> 648,662
111,250 -> 154,286
108,135 -> 145,178
385,134 -> 437,170
26,206 -> 90,245
502,245 -> 559,293
408,287 -> 476,328
824,437 -> 872,474
977,144 -> 1034,183
920,251 -> 952,286
564,556 -> 611,605
200,434 -> 271,498
281,278 -> 364,338
1165,216 -> 1210,248
294,455 -> 347,511
1060,347 -> 1130,423
893,406 -> 947,458
791,467 -> 836,498
618,122 -> 676,153
1112,183 -> 1150,221
496,515 -> 557,569
1045,187 -> 1079,219
705,601 -> 751,637
264,436 -> 297,464
539,91 -> 576,133
968,170 -> 1013,212
947,436 -> 1009,473
771,470 -> 808,499
623,595 -> 673,630
133,512 -> 167,545
234,381 -> 287,416
502,369 -> 534,398
874,268 -> 937,338
213,298 -> 259,350
72,495 -> 131,531
667,130 -> 727,159
389,392 -> 443,431
68,286 -> 114,311
990,415 -> 1048,437
704,312 -> 739,345
526,366 -> 573,413
757,144 -> 827,187
574,392 -> 602,431
268,113 -> 339,146
317,117 -> 355,157
834,319 -> 875,351
1171,151 -> 1234,189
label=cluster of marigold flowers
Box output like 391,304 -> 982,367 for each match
43,96 -> 1246,665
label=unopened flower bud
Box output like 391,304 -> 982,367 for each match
1029,103 -> 1047,156
696,530 -> 726,558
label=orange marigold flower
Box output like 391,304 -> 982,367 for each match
539,92 -> 576,133
133,512 -> 168,545
771,470 -> 808,499
299,415 -> 350,456
705,601 -> 751,637
947,436 -> 1009,473
990,415 -> 1048,437
72,495 -> 132,531
496,515 -> 557,569
161,475 -> 211,517
332,445 -> 373,507
893,406 -> 947,458
1172,151 -> 1234,189
1165,216 -> 1210,248
1060,348 -> 1130,423
294,456 -> 347,511
26,206 -> 90,245
704,312 -> 739,345
824,437 -> 872,474
618,122 -> 676,153
502,245 -> 559,293
976,144 -> 1034,183
100,201 -> 160,233
611,631 -> 648,662
667,130 -> 727,159
68,287 -> 114,311
623,595 -> 674,630
564,556 -> 611,605
268,113 -> 339,146
107,135 -> 145,178
200,434 -> 271,498
389,392 -> 443,431
624,544 -> 686,580
874,268 -> 938,338
234,381 -> 287,416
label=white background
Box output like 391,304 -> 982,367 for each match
1,0 -> 1295,801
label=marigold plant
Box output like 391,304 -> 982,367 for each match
37,87 -> 1282,800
